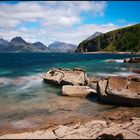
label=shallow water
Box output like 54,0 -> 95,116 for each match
0,53 -> 140,133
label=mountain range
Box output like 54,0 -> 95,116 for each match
76,23 -> 140,53
0,37 -> 77,53
0,23 -> 139,53
48,41 -> 77,53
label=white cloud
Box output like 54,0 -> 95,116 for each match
0,1 -> 107,28
0,1 -> 124,46
0,23 -> 122,46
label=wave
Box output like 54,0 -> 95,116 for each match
0,73 -> 43,89
17,78 -> 42,91
94,71 -> 138,78
104,59 -> 124,63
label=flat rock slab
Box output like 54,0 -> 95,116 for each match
124,57 -> 140,63
98,76 -> 140,106
1,118 -> 140,139
62,85 -> 96,97
43,68 -> 88,86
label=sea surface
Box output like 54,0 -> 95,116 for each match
0,53 -> 140,133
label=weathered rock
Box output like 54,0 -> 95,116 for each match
103,111 -> 136,122
87,76 -> 101,93
0,118 -> 140,139
62,85 -> 96,97
124,57 -> 140,63
43,68 -> 88,86
97,76 -> 140,106
132,69 -> 140,74
128,75 -> 140,82
43,69 -> 63,84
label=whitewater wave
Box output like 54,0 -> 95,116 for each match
0,73 -> 43,89
94,71 -> 138,77
104,59 -> 124,63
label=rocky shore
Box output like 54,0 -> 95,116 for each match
43,66 -> 140,106
0,111 -> 140,139
0,57 -> 140,139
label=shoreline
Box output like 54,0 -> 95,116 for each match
0,108 -> 140,139
0,56 -> 139,139
81,51 -> 140,54
0,110 -> 140,139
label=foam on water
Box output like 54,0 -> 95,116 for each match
17,78 -> 42,91
105,59 -> 124,63
11,120 -> 34,129
94,71 -> 135,77
0,74 -> 43,90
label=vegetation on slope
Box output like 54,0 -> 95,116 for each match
76,23 -> 140,53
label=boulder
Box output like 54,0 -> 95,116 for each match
62,85 -> 96,97
43,68 -> 88,86
43,69 -> 63,84
124,57 -> 140,63
132,69 -> 140,74
97,76 -> 140,106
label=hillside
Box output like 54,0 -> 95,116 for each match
75,23 -> 140,53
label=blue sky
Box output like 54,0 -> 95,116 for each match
0,1 -> 139,45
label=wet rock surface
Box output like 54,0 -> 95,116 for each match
43,68 -> 88,86
124,57 -> 140,63
62,85 -> 96,97
97,76 -> 140,106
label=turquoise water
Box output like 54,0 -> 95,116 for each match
0,53 -> 140,133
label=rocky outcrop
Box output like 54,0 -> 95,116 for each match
132,69 -> 140,74
124,57 -> 140,63
97,76 -> 140,106
43,68 -> 88,86
62,85 -> 96,97
1,117 -> 140,139
102,110 -> 136,122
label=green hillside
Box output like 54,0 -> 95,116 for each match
75,23 -> 140,53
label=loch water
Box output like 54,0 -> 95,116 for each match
0,53 -> 140,133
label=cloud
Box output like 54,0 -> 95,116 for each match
0,1 -> 122,46
0,23 -> 121,46
0,1 -> 107,28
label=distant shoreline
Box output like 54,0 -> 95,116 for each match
81,51 -> 140,54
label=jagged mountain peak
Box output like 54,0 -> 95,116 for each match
85,32 -> 103,41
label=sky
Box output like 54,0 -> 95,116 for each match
0,1 -> 140,46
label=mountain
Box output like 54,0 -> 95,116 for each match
75,23 -> 140,53
32,42 -> 50,51
0,37 -> 49,52
48,41 -> 77,53
0,37 -> 77,53
85,32 -> 103,41
0,38 -> 8,51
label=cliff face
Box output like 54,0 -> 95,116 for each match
75,23 -> 140,53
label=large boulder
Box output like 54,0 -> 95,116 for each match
132,69 -> 140,74
124,57 -> 140,63
97,76 -> 140,106
43,68 -> 88,86
62,85 -> 96,97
